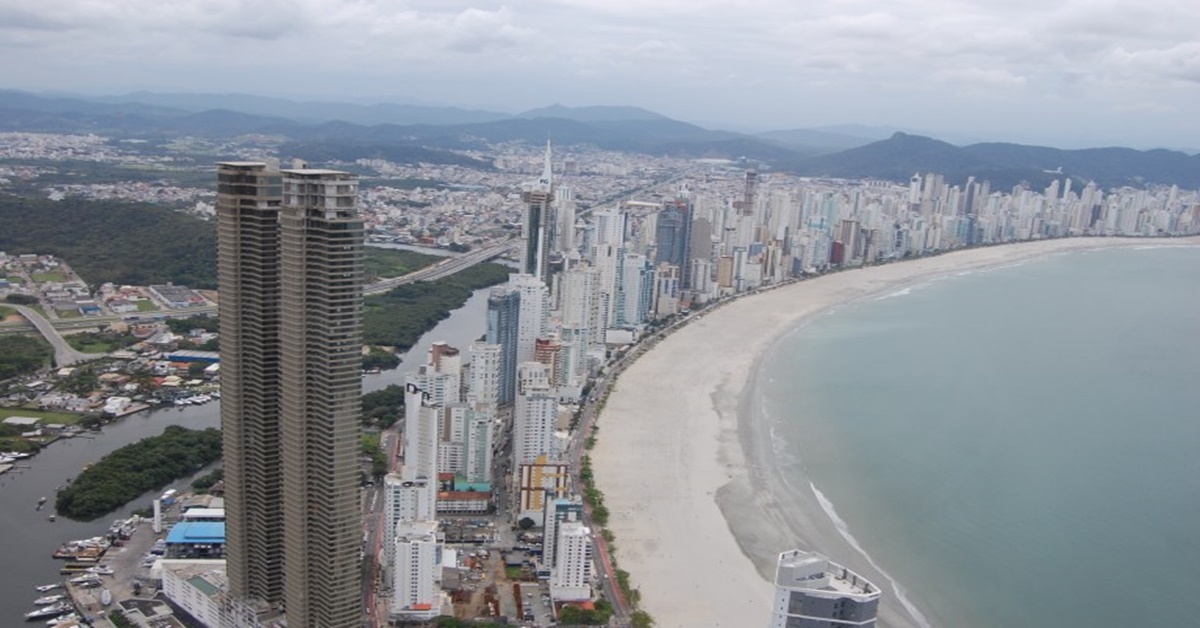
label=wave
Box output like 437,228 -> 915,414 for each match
875,287 -> 913,300
810,482 -> 935,628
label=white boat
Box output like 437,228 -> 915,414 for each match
100,589 -> 112,606
47,613 -> 79,626
24,602 -> 71,620
35,584 -> 61,593
67,574 -> 98,584
33,594 -> 65,605
85,565 -> 114,576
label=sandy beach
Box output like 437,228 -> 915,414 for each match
591,236 -> 1200,628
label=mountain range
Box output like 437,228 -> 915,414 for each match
1,90 -> 1196,189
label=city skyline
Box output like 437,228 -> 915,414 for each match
1,1 -> 1197,149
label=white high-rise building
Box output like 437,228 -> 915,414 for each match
511,274 -> 548,366
550,519 -> 592,602
592,244 -> 620,336
467,341 -> 501,408
438,403 -> 471,475
390,521 -> 442,623
382,473 -> 434,573
591,208 -> 626,250
514,362 -> 557,465
465,403 -> 495,484
768,550 -> 880,628
402,388 -> 439,483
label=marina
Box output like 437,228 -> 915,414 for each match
1,286 -> 493,624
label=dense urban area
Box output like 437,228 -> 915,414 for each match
1,120 -> 1198,628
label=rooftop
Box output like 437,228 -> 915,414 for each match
166,521 -> 226,544
775,549 -> 880,601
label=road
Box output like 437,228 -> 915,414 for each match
9,304 -> 106,366
364,241 -> 516,296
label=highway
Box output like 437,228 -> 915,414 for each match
9,304 -> 106,366
364,240 -> 516,296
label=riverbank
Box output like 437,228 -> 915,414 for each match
591,236 -> 1200,628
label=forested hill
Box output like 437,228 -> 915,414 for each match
0,194 -> 217,288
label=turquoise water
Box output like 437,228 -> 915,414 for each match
763,245 -> 1200,628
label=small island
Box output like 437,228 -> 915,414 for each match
55,425 -> 222,521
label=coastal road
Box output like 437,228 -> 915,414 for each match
10,304 -> 105,366
570,307 -> 705,623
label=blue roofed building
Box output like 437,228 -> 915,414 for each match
166,521 -> 226,559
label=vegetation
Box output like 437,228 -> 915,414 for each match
0,407 -> 82,424
0,335 -> 53,380
191,467 -> 224,493
108,609 -> 136,628
362,346 -> 400,371
361,384 -> 405,429
362,247 -> 440,281
434,616 -> 507,628
559,599 -> 614,625
362,261 -> 509,349
631,610 -> 656,627
65,329 -> 142,353
55,425 -> 223,521
361,432 -> 388,477
0,422 -> 42,454
0,305 -> 15,318
4,293 -> 38,305
166,316 -> 219,334
0,195 -> 218,288
579,455 -> 609,526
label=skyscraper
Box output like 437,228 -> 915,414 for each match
654,199 -> 693,288
486,285 -> 520,405
218,162 -> 364,627
218,162 -> 285,605
521,142 -> 555,283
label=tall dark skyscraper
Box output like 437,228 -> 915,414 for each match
520,142 -> 555,283
486,284 -> 521,406
218,162 -> 364,627
654,199 -> 693,289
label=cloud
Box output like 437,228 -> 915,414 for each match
1107,42 -> 1200,84
0,0 -> 1195,146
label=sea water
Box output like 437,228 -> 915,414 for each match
762,245 -> 1200,628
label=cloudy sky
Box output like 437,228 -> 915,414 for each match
2,0 -> 1197,148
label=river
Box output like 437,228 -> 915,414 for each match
0,286 -> 491,622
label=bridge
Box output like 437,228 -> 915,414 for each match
364,240 -> 517,296
10,304 -> 106,367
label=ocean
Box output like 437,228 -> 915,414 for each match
760,245 -> 1200,628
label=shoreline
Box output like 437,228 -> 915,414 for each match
591,236 -> 1200,628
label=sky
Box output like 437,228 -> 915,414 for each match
1,0 -> 1198,149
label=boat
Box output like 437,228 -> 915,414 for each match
34,584 -> 61,593
24,602 -> 71,620
67,574 -> 97,584
100,589 -> 112,606
47,613 -> 79,626
33,594 -> 65,605
85,565 -> 114,576
47,514 -> 56,522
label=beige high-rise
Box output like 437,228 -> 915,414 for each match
218,162 -> 364,627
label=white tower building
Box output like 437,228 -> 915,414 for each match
390,521 -> 442,622
514,362 -> 557,465
550,519 -> 592,602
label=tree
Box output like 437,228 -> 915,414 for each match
187,362 -> 209,379
518,517 -> 536,530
